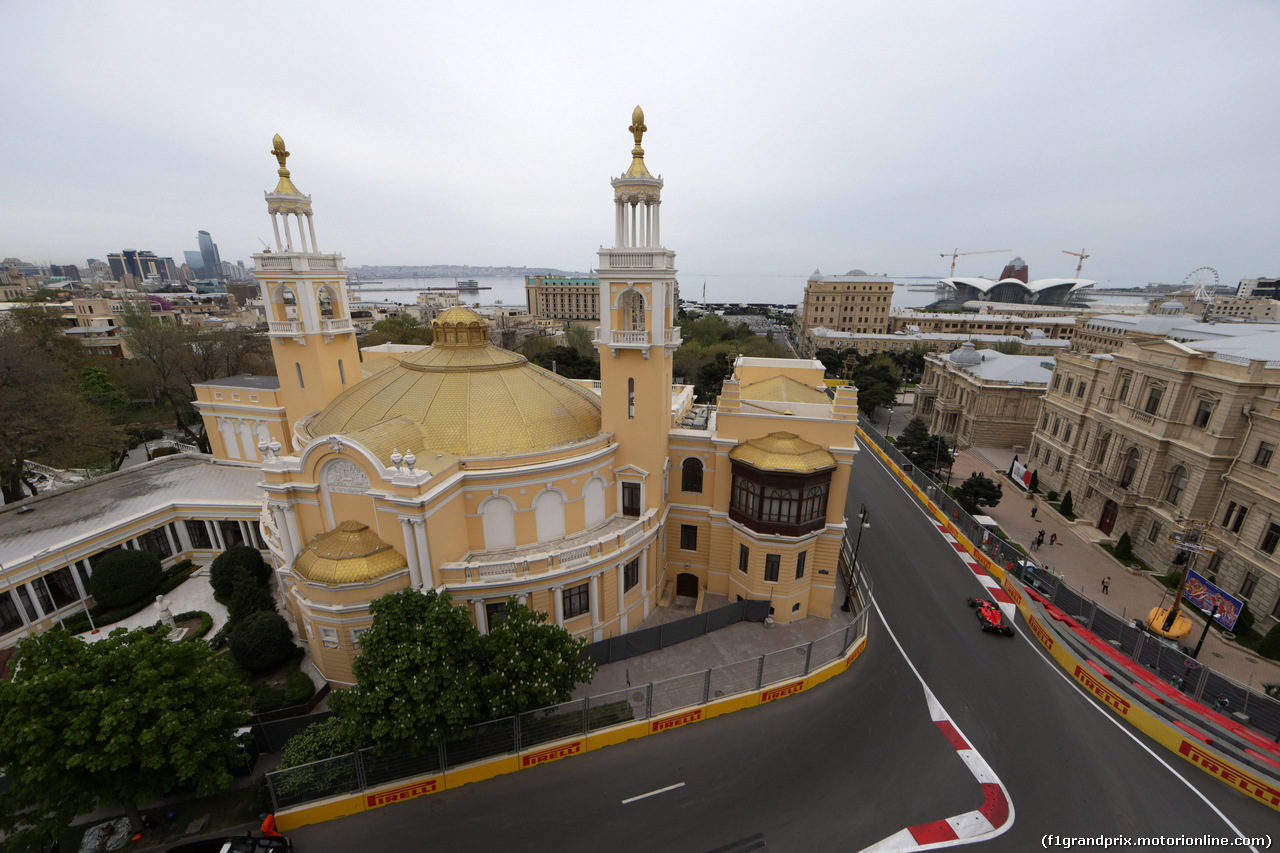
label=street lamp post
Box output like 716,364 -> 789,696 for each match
842,505 -> 871,612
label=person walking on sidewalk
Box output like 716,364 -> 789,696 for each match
1101,576 -> 1110,594
1031,505 -> 1038,519
1050,533 -> 1057,547
1030,537 -> 1038,552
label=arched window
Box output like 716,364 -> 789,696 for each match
1118,448 -> 1140,488
1165,466 -> 1188,506
681,458 -> 703,493
620,289 -> 646,331
583,477 -> 606,527
480,496 -> 516,550
533,489 -> 566,543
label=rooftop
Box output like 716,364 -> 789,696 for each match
0,455 -> 262,567
193,374 -> 282,390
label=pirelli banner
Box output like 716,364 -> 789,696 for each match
276,633 -> 872,831
1004,575 -> 1280,813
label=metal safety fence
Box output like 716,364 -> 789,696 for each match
857,416 -> 1280,741
266,561 -> 872,812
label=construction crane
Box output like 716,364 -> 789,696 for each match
1062,248 -> 1090,278
940,248 -> 1011,277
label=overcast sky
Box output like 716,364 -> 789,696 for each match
5,1 -> 1277,298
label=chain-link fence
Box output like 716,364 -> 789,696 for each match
267,580 -> 872,812
858,417 -> 1280,741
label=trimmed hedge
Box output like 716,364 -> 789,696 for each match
210,546 -> 270,604
89,550 -> 163,608
251,663 -> 317,714
229,610 -> 297,675
229,584 -> 276,624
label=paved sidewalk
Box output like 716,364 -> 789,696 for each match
957,443 -> 1280,693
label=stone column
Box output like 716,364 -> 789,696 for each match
617,562 -> 626,614
306,214 -> 318,254
589,574 -> 601,638
68,559 -> 89,599
174,519 -> 193,553
207,520 -> 223,550
652,199 -> 660,247
271,505 -> 295,562
412,519 -> 433,588
552,585 -> 564,627
270,215 -> 283,253
640,549 -> 650,619
473,599 -> 487,635
398,517 -> 423,589
283,508 -> 304,563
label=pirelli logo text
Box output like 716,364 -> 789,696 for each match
366,779 -> 438,808
1028,615 -> 1054,651
520,741 -> 583,768
1073,664 -> 1130,716
1179,740 -> 1280,807
844,640 -> 866,669
651,709 -> 703,733
761,680 -> 804,703
1001,578 -> 1024,608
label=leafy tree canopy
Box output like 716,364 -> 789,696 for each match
896,416 -> 931,457
329,589 -> 485,753
0,627 -> 250,842
363,314 -> 433,347
477,598 -> 596,719
80,366 -> 129,414
88,549 -> 163,608
992,340 -> 1024,355
955,472 -> 1003,515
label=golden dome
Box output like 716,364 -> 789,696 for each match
294,521 -> 407,584
730,432 -> 837,474
302,311 -> 601,458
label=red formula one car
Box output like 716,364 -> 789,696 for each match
967,597 -> 1015,637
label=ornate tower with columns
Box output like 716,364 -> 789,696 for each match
595,106 -> 681,514
256,135 -> 361,444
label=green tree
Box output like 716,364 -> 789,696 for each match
0,318 -> 123,502
564,322 -> 596,360
954,472 -> 1003,515
1029,469 -> 1040,493
896,416 -> 931,458
0,627 -> 250,842
813,347 -> 845,377
477,598 -> 596,718
910,434 -> 953,479
88,549 -> 163,608
1114,530 -> 1133,561
853,354 -> 901,417
229,610 -> 297,675
329,589 -> 484,753
1258,622 -> 1280,661
280,715 -> 366,769
209,545 -> 270,604
695,351 -> 733,400
79,366 -> 130,414
992,340 -> 1024,355
363,314 -> 433,347
1059,490 -> 1074,517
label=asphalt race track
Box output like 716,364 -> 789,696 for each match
291,448 -> 1279,851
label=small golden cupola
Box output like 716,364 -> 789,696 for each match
294,521 -> 407,585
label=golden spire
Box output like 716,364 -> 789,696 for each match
623,105 -> 652,179
270,133 -> 301,195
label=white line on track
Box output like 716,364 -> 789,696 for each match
622,782 -> 685,804
860,443 -> 1264,852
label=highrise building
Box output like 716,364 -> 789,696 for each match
198,230 -> 223,282
107,250 -> 170,282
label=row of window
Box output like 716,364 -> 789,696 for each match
736,544 -> 807,582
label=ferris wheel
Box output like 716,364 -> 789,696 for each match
1183,266 -> 1220,302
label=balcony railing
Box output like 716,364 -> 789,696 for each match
611,330 -> 649,345
320,317 -> 354,333
268,320 -> 304,335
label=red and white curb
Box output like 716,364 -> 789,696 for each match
935,523 -> 1016,622
861,685 -> 1013,850
862,600 -> 1015,852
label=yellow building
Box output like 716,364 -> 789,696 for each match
191,110 -> 860,686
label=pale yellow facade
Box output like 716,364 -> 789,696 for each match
180,115 -> 862,686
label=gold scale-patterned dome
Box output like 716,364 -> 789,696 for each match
729,432 -> 837,474
302,307 -> 601,458
294,520 -> 407,584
